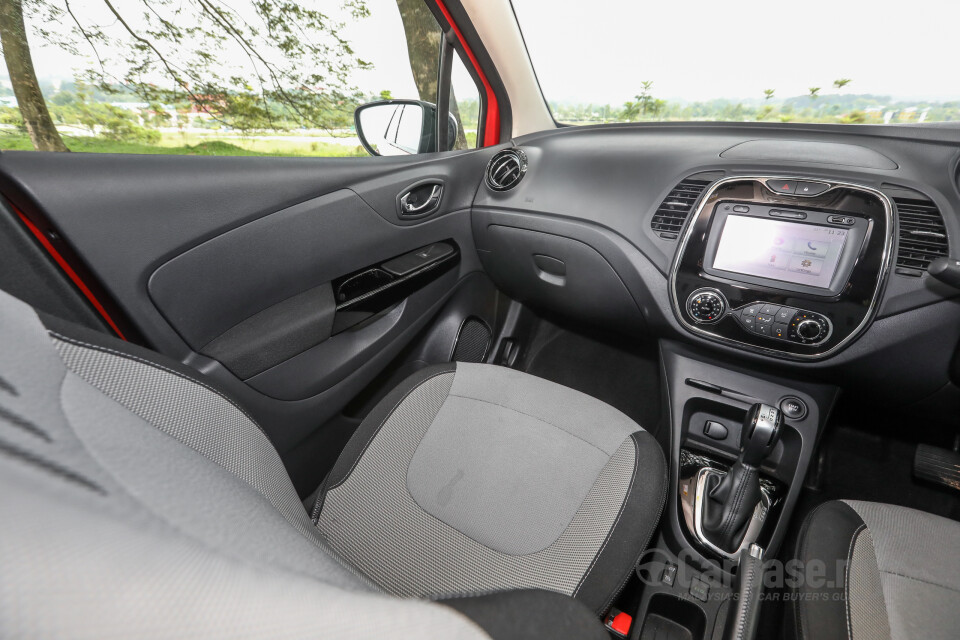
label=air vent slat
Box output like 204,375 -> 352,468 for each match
486,149 -> 527,192
893,196 -> 949,271
650,178 -> 712,239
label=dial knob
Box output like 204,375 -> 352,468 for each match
796,319 -> 823,341
687,289 -> 726,324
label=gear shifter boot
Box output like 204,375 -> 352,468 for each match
701,462 -> 761,552
699,403 -> 782,553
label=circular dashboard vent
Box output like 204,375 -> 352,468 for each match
486,149 -> 527,191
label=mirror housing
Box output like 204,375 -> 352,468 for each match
355,99 -> 458,156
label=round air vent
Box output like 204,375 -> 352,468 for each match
486,149 -> 527,191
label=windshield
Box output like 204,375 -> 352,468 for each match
512,0 -> 960,126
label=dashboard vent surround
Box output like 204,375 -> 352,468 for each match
486,149 -> 527,191
894,197 -> 949,272
651,178 -> 713,239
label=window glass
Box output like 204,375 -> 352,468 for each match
449,52 -> 481,149
0,0 -> 473,155
512,0 -> 960,126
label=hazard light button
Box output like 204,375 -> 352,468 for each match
766,179 -> 797,194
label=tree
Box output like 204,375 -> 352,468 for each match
632,80 -> 662,117
3,0 -> 374,151
833,78 -> 852,91
763,89 -> 775,101
395,0 -> 440,103
394,0 -> 467,149
0,0 -> 68,150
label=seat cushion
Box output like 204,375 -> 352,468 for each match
315,362 -> 666,613
790,500 -> 960,640
0,288 -> 492,639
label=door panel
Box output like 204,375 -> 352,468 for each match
0,147 -> 499,453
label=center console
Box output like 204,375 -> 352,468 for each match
670,176 -> 894,360
630,341 -> 839,639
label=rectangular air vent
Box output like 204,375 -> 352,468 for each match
894,197 -> 949,273
651,179 -> 712,239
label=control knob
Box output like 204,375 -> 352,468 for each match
796,319 -> 824,341
686,289 -> 726,324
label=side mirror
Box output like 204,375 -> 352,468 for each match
355,100 -> 459,156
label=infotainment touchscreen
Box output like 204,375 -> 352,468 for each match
711,215 -> 849,289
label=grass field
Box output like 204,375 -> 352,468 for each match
0,132 -> 368,157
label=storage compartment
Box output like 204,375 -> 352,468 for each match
640,594 -> 707,640
476,224 -> 646,333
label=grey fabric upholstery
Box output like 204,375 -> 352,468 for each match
845,500 -> 960,640
791,499 -> 960,640
0,289 -> 487,638
1,286 -> 653,638
316,361 -> 666,612
1,462 -> 488,640
847,527 -> 891,640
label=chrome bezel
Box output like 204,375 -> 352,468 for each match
691,467 -> 772,562
668,176 -> 896,361
685,288 -> 727,324
485,148 -> 528,191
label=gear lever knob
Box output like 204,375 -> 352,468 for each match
740,403 -> 783,466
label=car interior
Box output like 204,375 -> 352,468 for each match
2,1 -> 960,639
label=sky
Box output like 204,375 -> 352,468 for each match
6,0 -> 958,105
511,0 -> 960,104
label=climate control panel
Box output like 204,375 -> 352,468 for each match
730,301 -> 832,345
686,288 -> 833,346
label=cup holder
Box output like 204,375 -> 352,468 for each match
639,593 -> 707,640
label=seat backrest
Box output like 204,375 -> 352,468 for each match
0,288 -> 487,639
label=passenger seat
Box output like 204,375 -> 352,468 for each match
0,288 -> 666,638
790,500 -> 960,640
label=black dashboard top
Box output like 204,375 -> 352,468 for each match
471,122 -> 960,387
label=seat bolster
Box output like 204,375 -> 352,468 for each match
573,430 -> 667,614
313,362 -> 457,518
790,500 -> 867,640
440,589 -> 608,640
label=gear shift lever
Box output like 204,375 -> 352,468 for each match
699,403 -> 782,553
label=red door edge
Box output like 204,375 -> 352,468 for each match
13,206 -> 127,340
433,0 -> 501,147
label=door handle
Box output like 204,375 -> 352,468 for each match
399,184 -> 442,217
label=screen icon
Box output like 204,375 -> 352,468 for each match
788,255 -> 823,275
794,238 -> 828,258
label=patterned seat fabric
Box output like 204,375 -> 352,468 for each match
0,287 -> 664,638
790,500 -> 960,640
315,361 -> 667,613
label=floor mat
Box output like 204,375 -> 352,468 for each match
520,322 -> 661,435
791,425 -> 960,528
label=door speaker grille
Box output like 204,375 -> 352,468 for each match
451,317 -> 491,363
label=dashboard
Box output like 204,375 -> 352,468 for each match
471,122 -> 960,404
